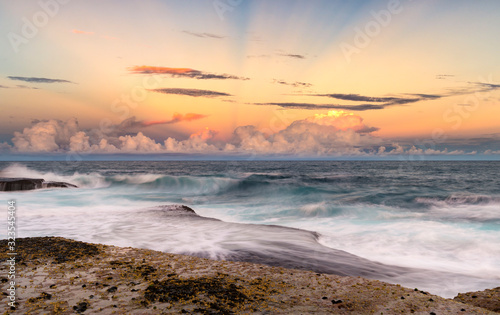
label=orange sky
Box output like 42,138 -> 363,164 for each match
1,0 -> 500,158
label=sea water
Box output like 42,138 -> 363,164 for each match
0,161 -> 499,298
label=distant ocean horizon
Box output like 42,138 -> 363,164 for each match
1,160 -> 499,298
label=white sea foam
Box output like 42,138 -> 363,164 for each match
2,161 -> 499,298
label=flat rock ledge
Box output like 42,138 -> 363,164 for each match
0,178 -> 77,191
1,237 -> 498,314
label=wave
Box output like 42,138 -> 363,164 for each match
0,164 -> 242,194
416,194 -> 500,206
72,204 -> 500,298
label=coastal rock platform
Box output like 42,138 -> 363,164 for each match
1,237 -> 498,314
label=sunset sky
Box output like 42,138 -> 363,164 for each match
1,0 -> 500,159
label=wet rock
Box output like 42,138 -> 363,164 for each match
0,177 -> 77,191
0,237 -> 101,264
27,292 -> 52,303
44,181 -> 77,189
0,178 -> 43,191
107,286 -> 118,293
73,301 -> 89,313
454,287 -> 500,313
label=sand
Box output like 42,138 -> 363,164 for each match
1,237 -> 498,314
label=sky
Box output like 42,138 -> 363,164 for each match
1,0 -> 500,160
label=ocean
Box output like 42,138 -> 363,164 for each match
1,161 -> 499,298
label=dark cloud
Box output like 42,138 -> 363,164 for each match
271,82 -> 500,111
278,53 -> 306,59
182,31 -> 225,39
117,114 -> 207,130
257,93 -> 441,111
273,80 -> 312,88
257,102 -> 387,111
149,88 -> 232,98
473,82 -> 500,90
128,66 -> 249,81
315,93 -> 400,103
7,76 -> 75,84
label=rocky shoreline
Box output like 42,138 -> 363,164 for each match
0,178 -> 77,191
1,237 -> 498,314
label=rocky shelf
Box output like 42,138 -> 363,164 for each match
0,178 -> 77,191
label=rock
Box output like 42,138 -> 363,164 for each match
0,178 -> 44,191
44,181 -> 78,189
454,287 -> 500,313
0,177 -> 77,191
73,301 -> 89,313
147,205 -> 198,216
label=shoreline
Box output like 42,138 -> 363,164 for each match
1,237 -> 498,314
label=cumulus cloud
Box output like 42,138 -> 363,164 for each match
7,112 -> 483,157
128,66 -> 249,80
225,110 -> 380,156
149,88 -> 231,98
306,111 -> 379,133
165,128 -> 219,153
7,76 -> 75,84
12,118 -> 80,152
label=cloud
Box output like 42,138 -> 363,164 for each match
260,82 -> 500,111
72,29 -> 94,35
278,53 -> 306,59
12,118 -> 80,152
306,111 -> 379,133
484,150 -> 500,155
0,142 -> 12,151
144,113 -> 208,126
117,114 -> 208,130
7,76 -> 75,84
149,88 -> 231,98
128,66 -> 249,80
247,55 -> 271,59
226,112 -> 379,156
273,80 -> 312,88
316,93 -> 402,103
7,114 -> 486,156
255,102 -> 387,111
0,85 -> 8,88
16,85 -> 39,89
182,31 -> 225,39
165,128 -> 219,153
436,74 -> 455,80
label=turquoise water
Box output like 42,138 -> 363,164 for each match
1,161 -> 499,297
